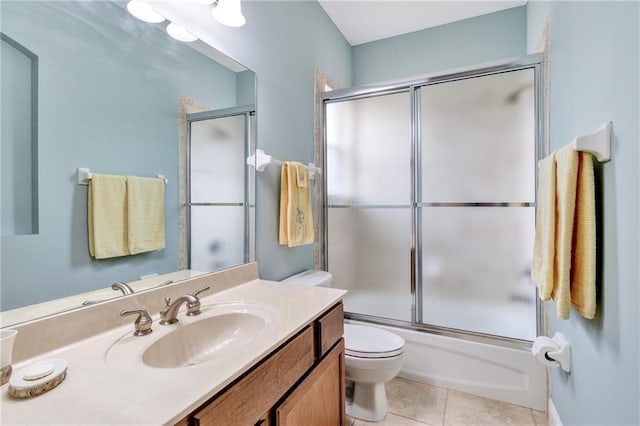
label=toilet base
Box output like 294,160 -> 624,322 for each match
346,381 -> 388,422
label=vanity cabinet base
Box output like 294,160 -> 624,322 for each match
179,302 -> 345,426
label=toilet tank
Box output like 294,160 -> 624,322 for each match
282,270 -> 333,288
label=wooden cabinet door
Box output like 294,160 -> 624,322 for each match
275,339 -> 345,426
191,327 -> 315,426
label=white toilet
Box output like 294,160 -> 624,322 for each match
282,270 -> 405,422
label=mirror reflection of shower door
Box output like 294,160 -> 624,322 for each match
325,91 -> 413,321
418,69 -> 537,340
188,108 -> 255,272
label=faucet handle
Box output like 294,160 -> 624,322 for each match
164,296 -> 172,307
185,286 -> 209,317
121,308 -> 153,336
192,286 -> 211,299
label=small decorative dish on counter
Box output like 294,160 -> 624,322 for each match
8,358 -> 68,399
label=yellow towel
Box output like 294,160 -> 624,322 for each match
127,176 -> 165,255
279,162 -> 314,247
88,174 -> 128,259
532,144 -> 597,320
531,154 -> 556,300
571,152 -> 596,319
552,145 -> 579,320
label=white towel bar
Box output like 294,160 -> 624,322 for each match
246,149 -> 321,178
77,167 -> 168,185
572,121 -> 612,162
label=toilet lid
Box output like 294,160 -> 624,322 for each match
344,324 -> 405,358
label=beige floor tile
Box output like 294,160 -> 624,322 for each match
385,378 -> 447,426
444,390 -> 535,426
531,410 -> 548,426
354,412 -> 430,426
346,415 -> 358,426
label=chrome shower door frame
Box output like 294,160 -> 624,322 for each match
322,54 -> 544,350
186,105 -> 256,269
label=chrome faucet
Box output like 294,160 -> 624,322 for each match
112,281 -> 134,295
120,308 -> 153,336
159,286 -> 211,325
159,295 -> 199,325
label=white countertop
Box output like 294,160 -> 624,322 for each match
0,279 -> 346,425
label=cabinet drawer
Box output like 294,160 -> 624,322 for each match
316,302 -> 344,358
191,326 -> 315,426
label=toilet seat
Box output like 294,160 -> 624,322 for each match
344,324 -> 405,359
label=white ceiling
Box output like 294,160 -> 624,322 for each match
317,0 -> 527,46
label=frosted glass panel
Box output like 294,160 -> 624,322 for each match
420,69 -> 535,203
328,208 -> 411,321
326,92 -> 411,205
421,207 -> 536,340
190,115 -> 245,203
190,206 -> 244,272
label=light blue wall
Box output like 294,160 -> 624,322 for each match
352,6 -> 526,85
527,2 -> 639,425
178,1 -> 353,280
0,2 -> 238,309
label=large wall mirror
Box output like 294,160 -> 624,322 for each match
0,1 -> 256,326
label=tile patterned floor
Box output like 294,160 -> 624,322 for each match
346,378 -> 548,426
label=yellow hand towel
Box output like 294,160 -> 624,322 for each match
127,176 -> 165,255
552,145 -> 579,320
88,174 -> 128,259
279,162 -> 314,247
571,152 -> 596,319
531,154 -> 556,300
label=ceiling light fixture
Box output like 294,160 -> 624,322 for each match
126,0 -> 165,24
212,0 -> 246,28
166,23 -> 198,42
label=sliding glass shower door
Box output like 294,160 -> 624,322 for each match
324,56 -> 541,343
326,91 -> 413,321
417,69 -> 537,340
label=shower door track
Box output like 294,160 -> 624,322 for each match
344,312 -> 534,351
323,54 -> 545,351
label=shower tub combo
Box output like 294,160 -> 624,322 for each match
322,54 -> 547,411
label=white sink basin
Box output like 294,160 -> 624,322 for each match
105,301 -> 279,369
143,312 -> 266,368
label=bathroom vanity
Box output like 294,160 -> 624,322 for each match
0,264 -> 347,425
178,302 -> 345,425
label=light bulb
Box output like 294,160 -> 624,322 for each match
126,0 -> 165,24
166,23 -> 198,42
212,0 -> 246,28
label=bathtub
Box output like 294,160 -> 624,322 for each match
346,319 -> 547,411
